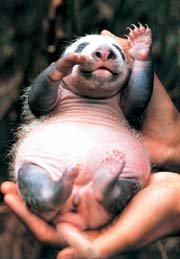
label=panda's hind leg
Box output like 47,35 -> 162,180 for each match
93,150 -> 140,214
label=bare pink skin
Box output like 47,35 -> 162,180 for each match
14,25 -> 151,230
127,23 -> 152,60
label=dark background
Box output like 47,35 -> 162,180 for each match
0,0 -> 179,258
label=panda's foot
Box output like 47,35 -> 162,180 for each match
93,149 -> 125,202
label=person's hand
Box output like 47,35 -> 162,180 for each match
56,172 -> 180,259
0,182 -> 106,259
2,172 -> 180,259
56,224 -> 102,259
140,73 -> 180,171
0,181 -> 63,247
0,181 -> 103,258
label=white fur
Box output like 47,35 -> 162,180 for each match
64,34 -> 128,64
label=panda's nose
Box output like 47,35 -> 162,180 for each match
93,46 -> 116,61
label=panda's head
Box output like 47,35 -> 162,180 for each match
62,34 -> 130,98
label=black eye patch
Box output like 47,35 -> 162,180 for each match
74,42 -> 90,53
112,44 -> 125,60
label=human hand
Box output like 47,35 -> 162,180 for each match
0,181 -> 106,258
56,172 -> 180,259
0,181 -> 63,247
56,223 -> 102,259
2,173 -> 179,259
1,181 -> 103,258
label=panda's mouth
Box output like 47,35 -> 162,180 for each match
81,66 -> 119,77
97,67 -> 113,73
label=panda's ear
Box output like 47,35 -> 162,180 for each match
74,42 -> 90,53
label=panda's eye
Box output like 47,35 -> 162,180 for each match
112,44 -> 125,60
75,42 -> 90,53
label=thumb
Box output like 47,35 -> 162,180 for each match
100,30 -> 128,49
57,223 -> 100,259
101,29 -> 117,38
57,247 -> 78,259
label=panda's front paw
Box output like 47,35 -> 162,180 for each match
48,53 -> 89,81
126,23 -> 152,61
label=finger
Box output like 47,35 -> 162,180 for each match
100,30 -> 128,49
101,29 -> 118,38
57,223 -> 89,247
148,172 -> 180,185
57,247 -> 78,259
1,181 -> 18,195
57,224 -> 99,259
4,193 -> 61,246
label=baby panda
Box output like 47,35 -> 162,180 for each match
13,24 -> 153,230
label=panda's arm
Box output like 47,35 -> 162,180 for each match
28,63 -> 61,117
28,53 -> 88,117
121,58 -> 153,125
120,24 -> 153,126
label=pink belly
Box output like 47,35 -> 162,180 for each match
15,120 -> 150,185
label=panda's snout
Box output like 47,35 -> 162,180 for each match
93,46 -> 117,61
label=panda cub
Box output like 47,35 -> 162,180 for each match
14,24 -> 153,230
